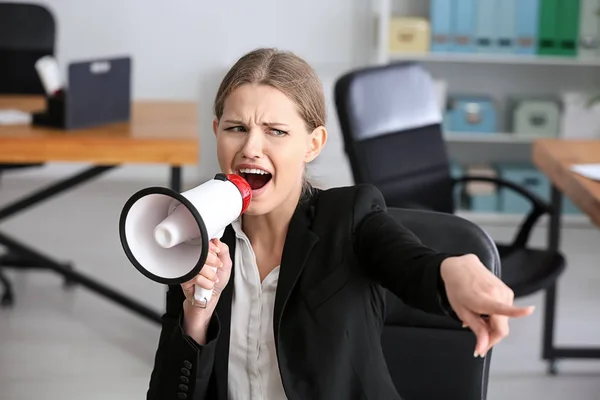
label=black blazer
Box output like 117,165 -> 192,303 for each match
147,183 -> 456,400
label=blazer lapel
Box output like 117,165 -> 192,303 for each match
273,198 -> 320,343
213,225 -> 236,400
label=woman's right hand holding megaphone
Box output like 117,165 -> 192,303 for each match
181,238 -> 232,345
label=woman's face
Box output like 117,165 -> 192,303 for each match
213,84 -> 326,216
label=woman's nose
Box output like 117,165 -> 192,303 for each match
241,130 -> 264,159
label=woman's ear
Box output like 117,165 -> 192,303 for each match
213,117 -> 219,137
304,126 -> 328,163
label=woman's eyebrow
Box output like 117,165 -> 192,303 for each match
261,121 -> 289,128
223,119 -> 289,128
223,119 -> 245,125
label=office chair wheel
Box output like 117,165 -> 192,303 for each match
547,360 -> 559,375
62,263 -> 76,289
0,269 -> 14,307
1,291 -> 14,307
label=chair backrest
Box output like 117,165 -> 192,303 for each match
0,2 -> 56,94
334,62 -> 455,213
381,207 -> 501,400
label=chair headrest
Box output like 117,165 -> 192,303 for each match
0,3 -> 55,50
335,62 -> 442,142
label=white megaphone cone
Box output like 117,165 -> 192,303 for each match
119,173 -> 252,307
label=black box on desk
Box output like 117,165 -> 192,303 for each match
33,56 -> 131,130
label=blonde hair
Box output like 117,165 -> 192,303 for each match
213,48 -> 326,199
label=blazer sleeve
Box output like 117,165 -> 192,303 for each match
147,284 -> 220,400
352,183 -> 458,317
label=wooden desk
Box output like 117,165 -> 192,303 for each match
0,95 -> 199,323
0,95 -> 199,165
532,138 -> 600,373
533,139 -> 600,227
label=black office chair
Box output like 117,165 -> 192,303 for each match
0,2 -> 56,306
0,1 -> 54,173
0,2 -> 55,94
384,207 -> 499,400
334,62 -> 566,299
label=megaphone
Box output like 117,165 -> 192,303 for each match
119,173 -> 252,306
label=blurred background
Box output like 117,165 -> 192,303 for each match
1,0 -> 600,399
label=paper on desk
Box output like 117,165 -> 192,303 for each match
0,109 -> 32,125
570,164 -> 600,182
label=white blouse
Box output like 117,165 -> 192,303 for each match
228,218 -> 288,400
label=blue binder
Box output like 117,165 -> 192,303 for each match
430,0 -> 453,52
495,0 -> 517,53
515,0 -> 540,54
475,0 -> 497,53
451,0 -> 477,53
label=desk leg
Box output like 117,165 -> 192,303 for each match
543,185 -> 562,374
542,186 -> 600,374
0,166 -> 116,298
170,166 -> 181,192
0,231 -> 161,322
0,165 -> 162,324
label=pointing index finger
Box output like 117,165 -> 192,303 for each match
487,302 -> 535,318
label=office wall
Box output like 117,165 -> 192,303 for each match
7,0 -> 371,188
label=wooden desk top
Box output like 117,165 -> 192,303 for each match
0,96 -> 199,165
533,139 -> 600,227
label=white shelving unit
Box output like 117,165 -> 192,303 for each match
372,0 -> 600,226
445,132 -> 538,143
388,52 -> 600,67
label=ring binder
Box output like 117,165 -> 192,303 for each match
32,56 -> 132,130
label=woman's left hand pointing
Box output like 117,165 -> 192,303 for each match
440,254 -> 535,357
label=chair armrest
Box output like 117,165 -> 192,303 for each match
453,175 -> 552,248
387,207 -> 501,277
453,176 -> 551,213
393,202 -> 435,211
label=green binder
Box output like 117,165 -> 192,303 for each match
538,0 -> 560,55
556,0 -> 582,56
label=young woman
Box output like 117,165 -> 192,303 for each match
147,48 -> 534,400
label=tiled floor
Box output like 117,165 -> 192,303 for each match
1,176 -> 599,399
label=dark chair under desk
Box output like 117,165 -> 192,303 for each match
384,207 -> 499,400
334,62 -> 566,372
0,2 -> 59,306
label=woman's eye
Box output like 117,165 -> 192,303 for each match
225,126 -> 246,132
270,128 -> 288,137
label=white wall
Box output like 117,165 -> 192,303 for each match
7,0 -> 373,188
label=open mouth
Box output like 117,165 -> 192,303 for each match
238,168 -> 272,191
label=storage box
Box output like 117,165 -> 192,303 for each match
450,161 -> 465,209
496,163 -> 582,215
388,17 -> 430,53
560,92 -> 600,139
562,198 -> 582,214
465,165 -> 499,212
450,162 -> 463,179
445,96 -> 497,133
32,56 -> 131,130
496,164 -> 549,214
510,98 -> 561,137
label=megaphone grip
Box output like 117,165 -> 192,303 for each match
193,266 -> 217,306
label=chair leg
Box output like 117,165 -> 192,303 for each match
62,263 -> 75,288
0,252 -> 76,289
0,268 -> 14,307
0,252 -> 40,268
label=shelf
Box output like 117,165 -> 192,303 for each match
388,52 -> 600,67
456,211 -> 592,228
444,132 -> 544,144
